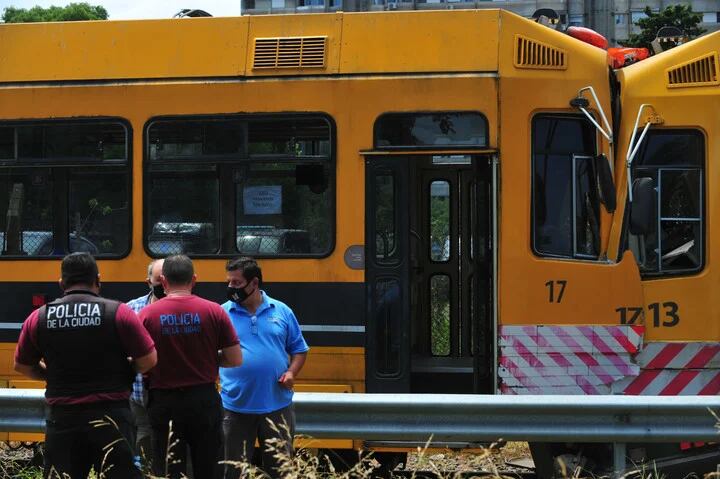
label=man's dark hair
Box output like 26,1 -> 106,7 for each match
162,255 -> 194,286
226,257 -> 262,286
61,252 -> 99,288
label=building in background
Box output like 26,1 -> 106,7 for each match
614,1 -> 720,44
241,0 -> 720,45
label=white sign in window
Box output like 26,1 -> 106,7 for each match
243,186 -> 282,215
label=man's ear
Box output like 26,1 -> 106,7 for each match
58,278 -> 65,292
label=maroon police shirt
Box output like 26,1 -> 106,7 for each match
14,302 -> 155,405
140,294 -> 239,390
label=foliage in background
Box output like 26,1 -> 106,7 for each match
620,4 -> 705,50
2,3 -> 108,23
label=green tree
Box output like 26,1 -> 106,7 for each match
621,4 -> 705,50
2,3 -> 108,23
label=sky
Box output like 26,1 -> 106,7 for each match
0,0 -> 242,20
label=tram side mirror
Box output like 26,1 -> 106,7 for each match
594,154 -> 616,213
629,177 -> 654,235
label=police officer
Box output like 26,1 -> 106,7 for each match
140,254 -> 242,479
14,252 -> 157,479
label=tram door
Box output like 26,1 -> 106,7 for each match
366,155 -> 493,394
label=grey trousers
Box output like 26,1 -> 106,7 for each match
130,398 -> 153,464
222,404 -> 295,479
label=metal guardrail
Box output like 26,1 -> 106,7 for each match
297,392 -> 720,443
3,389 -> 720,444
0,388 -> 45,433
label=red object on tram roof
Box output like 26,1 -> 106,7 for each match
566,26 -> 609,50
608,47 -> 650,68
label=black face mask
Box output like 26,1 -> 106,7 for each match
152,283 -> 166,300
227,284 -> 252,304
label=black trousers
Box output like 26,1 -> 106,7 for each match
44,400 -> 141,479
148,384 -> 223,479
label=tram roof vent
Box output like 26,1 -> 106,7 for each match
253,36 -> 327,70
514,34 -> 567,70
666,52 -> 719,88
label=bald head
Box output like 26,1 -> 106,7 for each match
148,259 -> 164,285
147,259 -> 165,300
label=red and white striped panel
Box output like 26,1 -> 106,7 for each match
499,328 -> 720,396
617,342 -> 720,395
614,369 -> 720,395
635,342 -> 720,369
499,325 -> 643,395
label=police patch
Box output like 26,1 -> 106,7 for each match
46,302 -> 104,329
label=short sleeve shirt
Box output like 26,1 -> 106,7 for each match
220,291 -> 309,414
141,294 -> 239,390
14,296 -> 155,405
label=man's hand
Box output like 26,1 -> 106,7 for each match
278,370 -> 295,390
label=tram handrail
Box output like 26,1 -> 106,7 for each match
2,389 -> 719,443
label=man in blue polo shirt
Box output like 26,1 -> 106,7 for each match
220,257 -> 309,479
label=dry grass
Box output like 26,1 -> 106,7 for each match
1,437 -> 531,479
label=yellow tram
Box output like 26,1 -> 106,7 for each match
0,9 -> 718,474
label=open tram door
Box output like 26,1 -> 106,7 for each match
365,153 -> 495,395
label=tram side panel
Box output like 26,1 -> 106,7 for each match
495,11 -> 646,397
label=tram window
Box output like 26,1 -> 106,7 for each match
374,173 -> 397,262
0,128 -> 14,160
248,118 -> 330,156
430,274 -> 451,356
69,172 -> 129,255
374,112 -> 488,149
429,180 -> 451,262
145,115 -> 334,257
149,120 -> 245,160
16,123 -> 126,161
147,177 -> 220,255
0,172 -> 54,255
630,130 -> 704,276
0,121 -> 130,258
375,278 -> 401,376
532,115 -> 598,259
235,162 -> 330,255
574,156 -> 600,258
